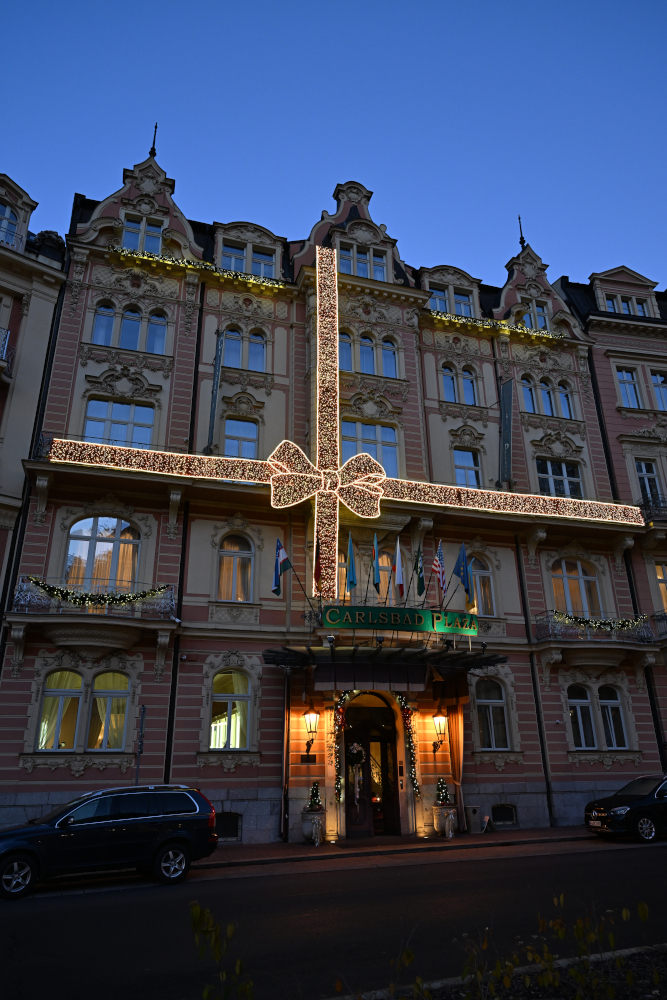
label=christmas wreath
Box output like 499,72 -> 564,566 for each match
347,743 -> 366,766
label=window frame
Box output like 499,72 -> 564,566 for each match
636,459 -> 660,502
251,247 -> 275,279
338,244 -> 387,282
89,299 -> 171,356
223,417 -> 258,460
428,284 -> 449,313
521,300 -> 549,330
209,669 -> 251,750
217,533 -> 254,603
36,671 -> 83,752
521,376 -> 536,413
248,331 -> 265,373
340,420 -> 399,477
83,398 -> 155,450
453,448 -> 481,487
86,672 -> 130,751
567,685 -> 597,750
651,371 -> 667,411
121,214 -> 163,255
616,368 -> 641,408
598,686 -> 628,750
221,242 -> 246,272
536,457 -> 583,498
469,555 -> 495,617
64,515 -> 141,592
550,557 -> 602,619
476,678 -> 510,750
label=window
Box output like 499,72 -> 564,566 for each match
248,332 -> 265,372
621,298 -> 631,315
491,804 -> 517,826
598,686 -> 627,749
551,559 -> 601,618
87,672 -> 129,750
476,679 -> 509,749
251,248 -> 274,278
470,556 -> 494,616
341,421 -> 398,477
536,459 -> 582,498
210,671 -> 249,749
156,791 -> 197,815
338,245 -> 385,280
568,685 -> 596,749
218,535 -> 253,602
222,329 -> 242,368
617,369 -> 640,408
536,304 -> 548,329
382,339 -> 397,379
114,793 -> 158,820
65,517 -> 141,591
122,216 -> 162,254
224,418 -> 257,458
522,302 -> 548,330
522,377 -> 535,413
373,252 -> 386,281
339,246 -> 353,274
120,308 -> 141,351
429,286 -> 448,312
339,332 -> 352,371
356,248 -> 368,278
454,449 -> 481,487
652,372 -> 667,411
337,550 -> 347,598
222,244 -> 245,272
37,671 -> 82,750
360,336 -> 375,374
540,380 -> 554,415
558,383 -> 572,419
655,563 -> 667,612
606,296 -> 616,313
92,304 -> 114,347
462,369 -> 477,405
146,313 -> 167,355
454,292 -> 472,317
67,796 -> 113,825
0,201 -> 18,243
636,301 -> 647,317
378,550 -> 394,604
636,460 -> 659,502
442,366 -> 457,403
84,399 -> 154,450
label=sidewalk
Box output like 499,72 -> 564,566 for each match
192,825 -> 594,871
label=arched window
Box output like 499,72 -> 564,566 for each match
522,376 -> 535,413
0,201 -> 18,243
339,333 -> 352,371
248,332 -> 265,372
462,369 -> 477,405
360,336 -> 375,375
119,308 -> 141,351
65,517 -> 141,592
210,671 -> 250,749
92,304 -> 115,347
598,685 -> 627,749
218,535 -> 253,602
223,329 -> 242,368
37,671 -> 82,750
540,380 -> 554,416
382,339 -> 397,379
84,399 -> 154,449
558,382 -> 572,419
567,685 -> 596,749
476,679 -> 509,749
655,563 -> 667,612
551,558 -> 601,618
442,366 -> 457,402
87,673 -> 129,750
146,312 -> 167,355
469,556 -> 495,616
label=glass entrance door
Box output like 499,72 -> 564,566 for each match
344,694 -> 400,838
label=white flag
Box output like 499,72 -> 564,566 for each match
392,536 -> 404,598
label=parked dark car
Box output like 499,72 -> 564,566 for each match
0,784 -> 218,900
585,773 -> 667,842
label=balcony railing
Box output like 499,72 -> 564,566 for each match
0,231 -> 23,252
11,577 -> 176,620
653,613 -> 667,638
535,610 -> 654,644
638,495 -> 667,523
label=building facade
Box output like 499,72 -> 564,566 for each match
0,155 -> 665,842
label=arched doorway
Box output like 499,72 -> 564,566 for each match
344,693 -> 400,838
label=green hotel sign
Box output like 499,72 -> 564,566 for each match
322,605 -> 478,635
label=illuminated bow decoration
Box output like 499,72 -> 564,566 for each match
267,441 -> 385,517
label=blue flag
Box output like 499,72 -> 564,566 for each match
452,543 -> 472,603
372,533 -> 381,593
346,532 -> 357,592
272,538 -> 291,596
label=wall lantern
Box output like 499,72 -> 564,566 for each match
432,709 -> 448,753
303,708 -> 320,755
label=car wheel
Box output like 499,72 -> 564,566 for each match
0,853 -> 36,900
634,814 -> 657,843
152,843 -> 190,884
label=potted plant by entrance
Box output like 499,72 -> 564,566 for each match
432,778 -> 457,838
302,781 -> 325,846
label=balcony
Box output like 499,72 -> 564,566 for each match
653,613 -> 667,638
535,610 -> 654,644
638,495 -> 667,523
0,231 -> 23,253
0,328 -> 15,378
12,577 -> 176,620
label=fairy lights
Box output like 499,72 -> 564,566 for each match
552,610 -> 650,631
393,692 -> 420,798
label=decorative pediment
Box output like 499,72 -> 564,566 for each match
220,222 -> 280,246
513,342 -> 574,375
434,331 -> 483,357
220,392 -> 265,424
448,423 -> 486,453
210,514 -> 264,551
544,540 -> 606,574
342,390 -> 400,422
427,266 -> 478,288
84,366 -> 162,405
339,293 -> 402,327
530,430 -> 585,464
590,265 -> 657,289
123,158 -> 175,197
465,536 -> 501,570
220,290 -> 274,322
346,220 -> 384,245
333,181 -> 373,209
92,264 -> 179,302
83,493 -> 134,518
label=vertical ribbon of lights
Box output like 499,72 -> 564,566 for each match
393,692 -> 420,798
314,246 -> 340,600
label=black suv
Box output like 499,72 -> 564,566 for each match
585,773 -> 667,842
0,784 -> 218,900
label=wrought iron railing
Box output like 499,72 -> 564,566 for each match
638,495 -> 667,522
11,577 -> 176,619
653,613 -> 667,638
534,610 -> 654,643
0,231 -> 23,252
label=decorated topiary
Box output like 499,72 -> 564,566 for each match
435,778 -> 451,805
306,780 -> 323,812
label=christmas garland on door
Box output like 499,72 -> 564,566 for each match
393,692 -> 420,799
330,691 -> 352,803
27,577 -> 168,607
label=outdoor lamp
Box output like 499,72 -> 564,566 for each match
432,710 -> 448,753
303,708 -> 320,755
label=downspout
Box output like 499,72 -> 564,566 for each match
188,282 -> 206,453
163,499 -> 189,784
281,667 -> 292,841
515,534 -> 556,826
587,346 -> 620,501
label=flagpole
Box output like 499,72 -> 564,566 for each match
363,552 -> 372,606
290,561 -> 318,617
421,536 -> 436,609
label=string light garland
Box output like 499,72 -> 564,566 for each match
330,691 -> 352,802
393,692 -> 420,798
427,309 -> 564,340
435,777 -> 451,805
551,610 -> 650,631
107,244 -> 288,287
27,577 -> 168,607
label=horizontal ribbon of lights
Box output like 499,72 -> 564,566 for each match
552,610 -> 649,631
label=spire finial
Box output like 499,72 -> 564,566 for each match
149,122 -> 158,158
518,213 -> 526,249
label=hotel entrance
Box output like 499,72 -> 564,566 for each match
344,693 -> 400,838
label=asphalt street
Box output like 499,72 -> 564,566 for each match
2,839 -> 667,1000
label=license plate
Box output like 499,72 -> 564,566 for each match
590,820 -> 602,827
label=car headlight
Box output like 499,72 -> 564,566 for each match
610,806 -> 630,816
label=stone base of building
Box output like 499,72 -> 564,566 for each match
462,780 -> 551,829
551,778 -> 629,826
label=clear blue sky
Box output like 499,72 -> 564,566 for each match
5,0 -> 666,289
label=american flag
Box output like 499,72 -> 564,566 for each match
432,540 -> 446,594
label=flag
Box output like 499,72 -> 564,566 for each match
313,534 -> 321,593
372,533 -> 381,593
433,540 -> 446,594
414,544 -> 425,597
392,536 -> 404,598
346,532 -> 357,592
452,543 -> 472,603
272,538 -> 292,596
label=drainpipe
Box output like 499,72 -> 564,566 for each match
281,667 -> 292,841
188,283 -> 206,453
515,534 -> 556,826
163,499 -> 189,784
203,327 -> 223,455
587,346 -> 620,501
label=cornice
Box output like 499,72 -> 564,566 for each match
0,244 -> 67,284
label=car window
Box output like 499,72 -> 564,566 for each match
156,792 -> 198,815
615,776 -> 664,798
68,797 -> 114,826
113,792 -> 158,819
32,798 -> 89,825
